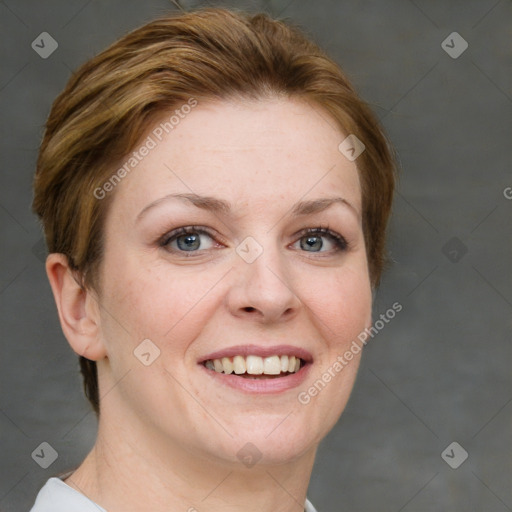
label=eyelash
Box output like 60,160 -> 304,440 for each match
158,224 -> 349,256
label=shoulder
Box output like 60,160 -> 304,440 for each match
29,477 -> 106,512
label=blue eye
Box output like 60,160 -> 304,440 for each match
160,226 -> 216,254
294,227 -> 348,253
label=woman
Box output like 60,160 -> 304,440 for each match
30,6 -> 395,511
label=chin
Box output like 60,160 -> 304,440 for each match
200,412 -> 328,467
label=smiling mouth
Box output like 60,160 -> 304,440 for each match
203,354 -> 304,379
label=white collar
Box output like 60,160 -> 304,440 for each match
31,477 -> 318,512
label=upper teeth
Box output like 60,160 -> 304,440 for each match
205,355 -> 301,375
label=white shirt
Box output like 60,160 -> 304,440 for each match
30,476 -> 318,512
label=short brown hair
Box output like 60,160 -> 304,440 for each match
32,7 -> 396,417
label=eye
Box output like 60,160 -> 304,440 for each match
159,226 -> 218,255
158,225 -> 348,257
293,227 -> 348,254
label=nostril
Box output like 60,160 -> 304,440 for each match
244,307 -> 256,312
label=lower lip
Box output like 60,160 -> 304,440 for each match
200,363 -> 311,394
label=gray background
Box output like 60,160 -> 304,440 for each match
1,0 -> 510,510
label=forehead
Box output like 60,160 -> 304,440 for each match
109,97 -> 362,219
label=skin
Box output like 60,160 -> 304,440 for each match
46,97 -> 373,512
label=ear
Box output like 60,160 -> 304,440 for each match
45,253 -> 107,361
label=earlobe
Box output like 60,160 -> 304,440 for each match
45,253 -> 107,361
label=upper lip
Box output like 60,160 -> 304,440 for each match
199,344 -> 313,364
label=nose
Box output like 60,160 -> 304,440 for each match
226,237 -> 301,324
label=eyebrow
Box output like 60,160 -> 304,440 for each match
136,192 -> 359,222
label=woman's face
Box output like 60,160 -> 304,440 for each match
95,97 -> 372,467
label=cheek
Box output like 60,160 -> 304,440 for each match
303,262 -> 372,345
101,259 -> 220,354
290,266 -> 371,442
